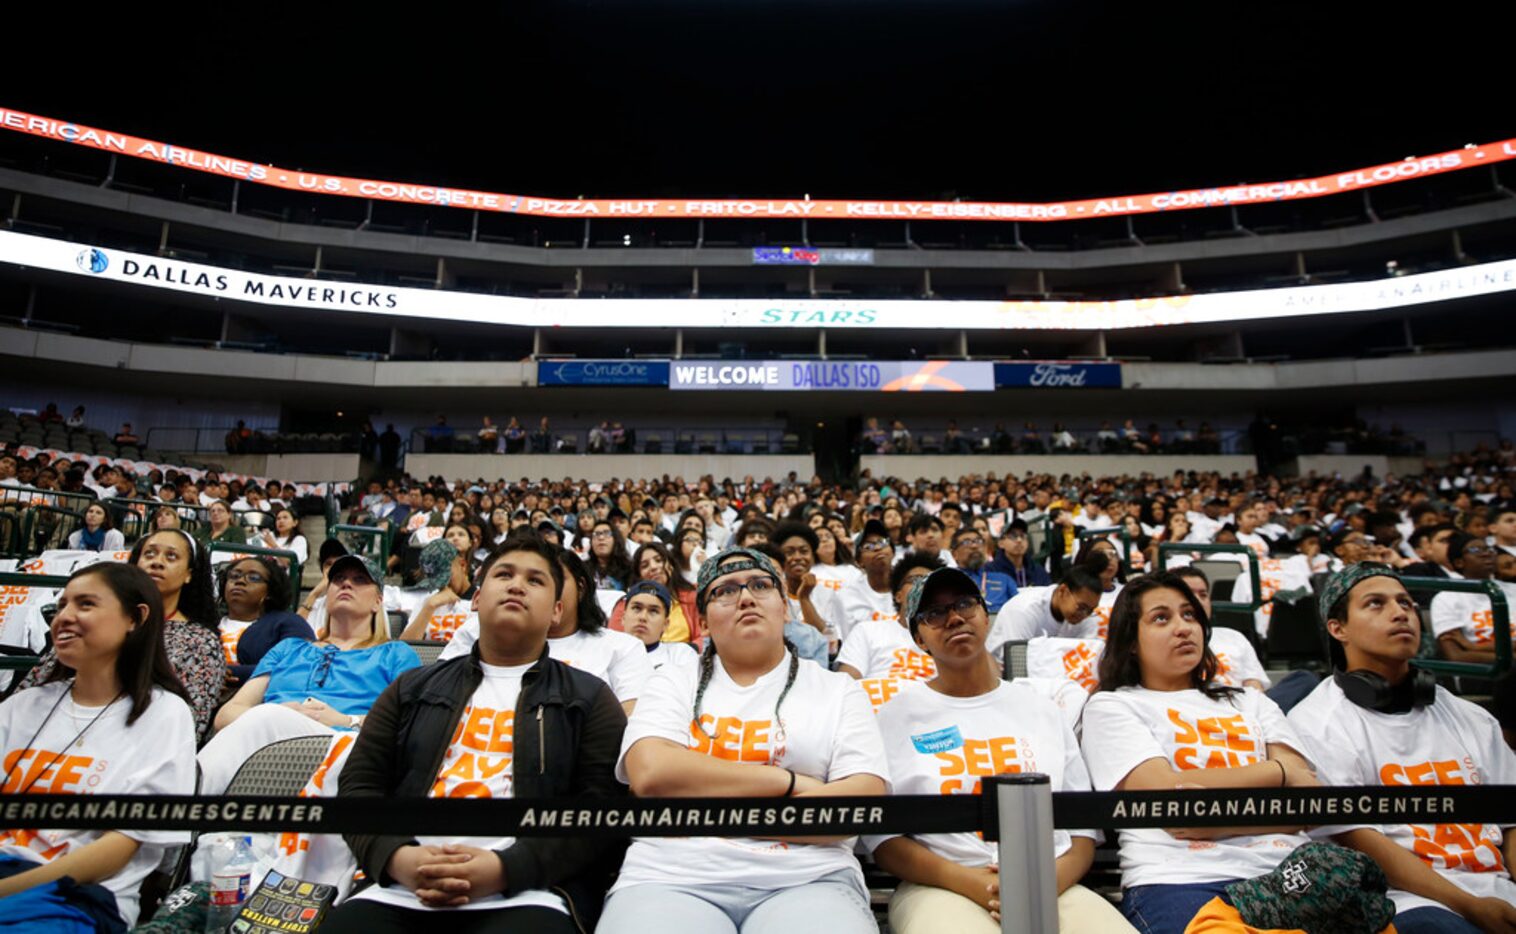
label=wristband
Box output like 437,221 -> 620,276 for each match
1276,759 -> 1287,787
784,768 -> 797,797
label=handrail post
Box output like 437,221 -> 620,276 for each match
987,773 -> 1057,934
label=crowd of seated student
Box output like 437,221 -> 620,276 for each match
859,417 -> 1239,456
2,448 -> 1516,929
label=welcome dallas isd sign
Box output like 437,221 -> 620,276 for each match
539,359 -> 1122,391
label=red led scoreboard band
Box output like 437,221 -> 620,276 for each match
3,107 -> 1513,222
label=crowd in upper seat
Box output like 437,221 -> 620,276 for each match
0,439 -> 1514,932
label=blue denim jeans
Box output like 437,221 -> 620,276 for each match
1120,881 -> 1236,934
1393,906 -> 1481,934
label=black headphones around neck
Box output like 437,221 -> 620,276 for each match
1334,667 -> 1437,713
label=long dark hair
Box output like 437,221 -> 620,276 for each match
587,520 -> 634,590
130,529 -> 218,631
43,563 -> 192,725
218,555 -> 292,619
1095,572 -> 1238,702
556,549 -> 606,633
631,540 -> 692,596
1074,537 -> 1126,585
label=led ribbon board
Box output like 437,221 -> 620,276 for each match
4,107 -> 1514,222
6,230 -> 1516,331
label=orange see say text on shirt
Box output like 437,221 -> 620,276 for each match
1,748 -> 94,795
689,715 -> 773,762
430,705 -> 515,798
935,737 -> 1022,794
1380,758 -> 1507,874
1167,710 -> 1259,770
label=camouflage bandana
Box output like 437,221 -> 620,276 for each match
695,546 -> 782,612
1226,841 -> 1394,934
903,567 -> 981,634
1317,561 -> 1400,624
418,539 -> 460,592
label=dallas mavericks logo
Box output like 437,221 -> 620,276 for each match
75,248 -> 108,274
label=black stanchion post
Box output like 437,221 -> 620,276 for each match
986,773 -> 1057,934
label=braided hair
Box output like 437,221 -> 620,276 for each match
692,637 -> 802,746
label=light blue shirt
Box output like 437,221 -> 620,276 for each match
252,638 -> 420,716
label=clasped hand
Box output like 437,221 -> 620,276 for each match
387,844 -> 505,908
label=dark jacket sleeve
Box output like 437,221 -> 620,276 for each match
232,613 -> 315,684
338,677 -> 415,884
496,681 -> 628,895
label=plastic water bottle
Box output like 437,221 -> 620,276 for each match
205,835 -> 256,933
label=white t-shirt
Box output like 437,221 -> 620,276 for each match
835,618 -> 937,682
856,676 -> 925,712
836,577 -> 899,643
1231,554 -> 1314,638
987,587 -> 1104,656
0,684 -> 196,926
611,652 -> 889,896
1209,628 -> 1271,689
352,661 -> 566,914
1080,686 -> 1310,888
647,641 -> 699,676
440,625 -> 653,704
1288,679 -> 1516,913
416,599 -> 476,643
1017,677 -> 1091,736
1024,636 -> 1104,692
1429,581 -> 1516,647
1235,531 -> 1271,558
864,681 -> 1097,865
789,583 -> 848,644
218,615 -> 258,665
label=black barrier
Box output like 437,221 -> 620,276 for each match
1,785 -> 1509,837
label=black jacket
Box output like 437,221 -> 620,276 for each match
339,643 -> 628,932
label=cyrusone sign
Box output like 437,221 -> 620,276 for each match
6,231 -> 1516,331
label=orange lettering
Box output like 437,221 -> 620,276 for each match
1168,709 -> 1198,745
739,720 -> 771,763
460,707 -> 492,751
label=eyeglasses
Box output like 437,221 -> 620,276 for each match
915,596 -> 985,628
1003,531 -> 1028,541
592,529 -> 614,539
859,539 -> 892,552
706,576 -> 780,606
226,571 -> 266,585
955,537 -> 984,548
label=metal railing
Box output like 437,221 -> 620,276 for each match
208,542 -> 304,611
1155,542 -> 1264,615
0,571 -> 68,669
1404,576 -> 1511,680
863,426 -> 1247,456
408,426 -> 797,457
330,524 -> 390,572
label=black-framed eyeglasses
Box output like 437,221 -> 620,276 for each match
707,576 -> 780,606
225,571 -> 266,585
915,596 -> 985,627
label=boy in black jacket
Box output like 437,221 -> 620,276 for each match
323,534 -> 628,934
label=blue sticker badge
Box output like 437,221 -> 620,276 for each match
911,725 -> 964,755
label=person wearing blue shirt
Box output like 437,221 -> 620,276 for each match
986,519 -> 1052,589
951,528 -> 1017,613
196,555 -> 420,794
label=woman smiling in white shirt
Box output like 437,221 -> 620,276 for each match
0,563 -> 195,929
